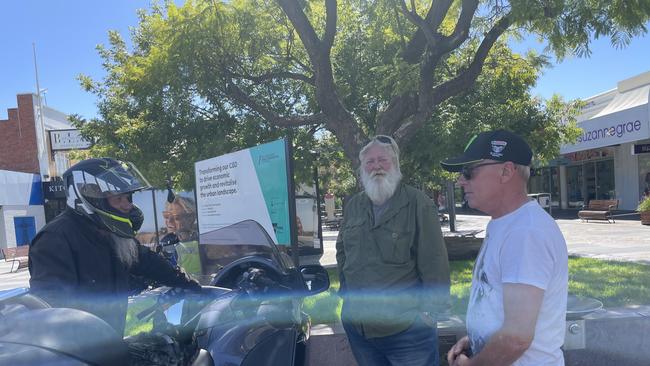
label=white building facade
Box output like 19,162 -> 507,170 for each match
0,170 -> 46,248
530,71 -> 650,210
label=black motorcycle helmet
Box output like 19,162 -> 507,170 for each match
63,158 -> 151,238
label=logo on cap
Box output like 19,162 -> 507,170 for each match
490,140 -> 507,157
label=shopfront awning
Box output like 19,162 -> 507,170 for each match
560,84 -> 650,154
0,170 -> 43,206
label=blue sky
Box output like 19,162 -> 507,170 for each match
0,0 -> 147,120
1,1 -> 649,121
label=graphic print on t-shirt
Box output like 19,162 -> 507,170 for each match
468,233 -> 492,354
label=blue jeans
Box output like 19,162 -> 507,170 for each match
342,314 -> 439,366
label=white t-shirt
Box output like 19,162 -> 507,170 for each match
466,200 -> 568,366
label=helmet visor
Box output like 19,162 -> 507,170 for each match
72,161 -> 152,200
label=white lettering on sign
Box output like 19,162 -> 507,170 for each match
49,130 -> 92,150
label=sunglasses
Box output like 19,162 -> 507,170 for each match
373,135 -> 399,155
461,162 -> 505,180
163,212 -> 193,221
375,135 -> 393,144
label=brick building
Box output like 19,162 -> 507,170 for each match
0,93 -> 76,249
0,93 -> 73,176
0,94 -> 40,173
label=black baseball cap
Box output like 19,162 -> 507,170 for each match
441,130 -> 532,172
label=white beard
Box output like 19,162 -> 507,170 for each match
361,167 -> 402,205
109,233 -> 139,268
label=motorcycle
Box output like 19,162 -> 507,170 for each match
0,220 -> 330,366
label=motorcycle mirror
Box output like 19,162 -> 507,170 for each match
299,265 -> 330,294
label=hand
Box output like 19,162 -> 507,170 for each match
447,336 -> 470,366
452,353 -> 471,366
186,278 -> 202,292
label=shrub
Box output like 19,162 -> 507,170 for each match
638,197 -> 650,212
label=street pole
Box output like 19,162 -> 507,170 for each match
446,180 -> 456,232
33,43 -> 50,180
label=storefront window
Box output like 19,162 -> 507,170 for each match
595,160 -> 615,200
529,167 -> 560,207
566,166 -> 584,207
638,153 -> 650,201
566,159 -> 615,206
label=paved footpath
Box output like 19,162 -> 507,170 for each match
0,261 -> 30,291
305,214 -> 650,268
3,214 -> 650,291
447,214 -> 650,264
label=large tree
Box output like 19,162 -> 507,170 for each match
76,0 -> 648,189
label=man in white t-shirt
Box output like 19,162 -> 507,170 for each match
442,130 -> 568,366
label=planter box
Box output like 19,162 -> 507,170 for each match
640,211 -> 650,225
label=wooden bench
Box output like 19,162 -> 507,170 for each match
1,246 -> 30,272
578,199 -> 619,223
323,217 -> 342,229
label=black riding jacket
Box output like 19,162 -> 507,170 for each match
29,209 -> 199,335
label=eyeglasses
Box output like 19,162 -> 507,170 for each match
461,162 -> 505,180
163,212 -> 192,221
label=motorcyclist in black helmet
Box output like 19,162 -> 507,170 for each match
28,157 -> 201,336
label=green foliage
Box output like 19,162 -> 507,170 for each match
511,0 -> 650,59
71,0 -> 648,191
399,44 -> 581,190
75,0 -> 319,189
567,256 -> 650,308
313,132 -> 357,198
302,268 -> 342,325
638,197 -> 650,212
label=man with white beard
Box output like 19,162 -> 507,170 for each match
336,135 -> 450,366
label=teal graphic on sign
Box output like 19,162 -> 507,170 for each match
249,139 -> 291,245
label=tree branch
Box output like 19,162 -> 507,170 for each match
225,81 -> 325,127
401,0 -> 453,63
396,13 -> 513,140
439,0 -> 479,54
276,0 -> 340,116
399,0 -> 443,46
322,0 -> 337,50
228,70 -> 315,85
276,0 -> 366,170
430,14 -> 513,104
276,0 -> 322,60
376,92 -> 418,135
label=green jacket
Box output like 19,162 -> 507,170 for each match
336,184 -> 450,338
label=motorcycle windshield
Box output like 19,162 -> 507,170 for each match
197,220 -> 293,280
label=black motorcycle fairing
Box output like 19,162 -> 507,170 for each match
0,343 -> 88,366
0,308 -> 128,365
0,288 -> 51,311
240,327 -> 297,366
